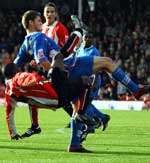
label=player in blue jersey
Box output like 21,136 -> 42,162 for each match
14,11 -> 59,69
14,11 -> 150,152
14,10 -> 83,127
76,32 -> 110,130
67,33 -> 110,152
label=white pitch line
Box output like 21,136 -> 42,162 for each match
55,128 -> 65,134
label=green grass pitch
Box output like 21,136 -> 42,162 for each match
0,106 -> 150,163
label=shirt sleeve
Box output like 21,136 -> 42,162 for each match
92,47 -> 101,57
57,23 -> 69,47
33,35 -> 60,64
14,43 -> 26,66
33,36 -> 49,64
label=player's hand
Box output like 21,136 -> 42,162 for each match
30,60 -> 37,67
11,134 -> 22,140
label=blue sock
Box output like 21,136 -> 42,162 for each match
112,67 -> 139,93
70,117 -> 84,147
85,104 -> 106,122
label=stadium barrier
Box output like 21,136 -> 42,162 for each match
92,100 -> 144,111
0,98 -> 144,111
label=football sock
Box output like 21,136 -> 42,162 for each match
70,117 -> 84,146
112,67 -> 139,93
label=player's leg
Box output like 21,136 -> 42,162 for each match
49,68 -> 92,152
92,56 -> 150,99
21,105 -> 41,138
60,14 -> 84,58
47,57 -> 74,118
68,114 -> 92,153
67,55 -> 149,98
65,56 -> 94,80
82,103 -> 110,131
74,91 -> 110,144
69,96 -> 105,152
50,58 -> 93,152
19,81 -> 58,138
50,52 -> 93,107
60,30 -> 82,58
79,89 -> 110,131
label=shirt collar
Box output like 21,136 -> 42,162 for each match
25,32 -> 41,38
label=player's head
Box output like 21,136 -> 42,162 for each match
1,52 -> 11,65
44,2 -> 58,24
83,32 -> 93,47
22,10 -> 42,32
4,63 -> 19,79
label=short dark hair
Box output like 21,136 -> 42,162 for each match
22,10 -> 41,29
44,2 -> 57,12
4,63 -> 19,79
84,32 -> 93,38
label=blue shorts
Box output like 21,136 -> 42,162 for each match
64,56 -> 94,80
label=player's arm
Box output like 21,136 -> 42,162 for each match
5,81 -> 21,140
40,61 -> 51,71
33,36 -> 60,71
91,47 -> 101,57
14,42 -> 26,66
33,36 -> 52,71
5,93 -> 21,140
57,23 -> 69,47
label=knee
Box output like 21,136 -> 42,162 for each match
102,57 -> 115,72
93,56 -> 114,73
104,57 -> 113,64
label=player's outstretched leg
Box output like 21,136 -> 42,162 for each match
60,15 -> 86,58
92,56 -> 150,99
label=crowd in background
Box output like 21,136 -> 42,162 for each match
0,1 -> 150,103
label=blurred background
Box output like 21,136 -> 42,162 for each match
0,0 -> 149,105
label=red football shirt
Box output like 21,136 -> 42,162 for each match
42,21 -> 69,48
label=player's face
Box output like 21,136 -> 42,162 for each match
44,6 -> 57,24
32,16 -> 42,31
83,34 -> 93,46
1,53 -> 11,65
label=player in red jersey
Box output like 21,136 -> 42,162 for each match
4,63 -> 91,140
5,63 -> 57,139
42,2 -> 69,48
